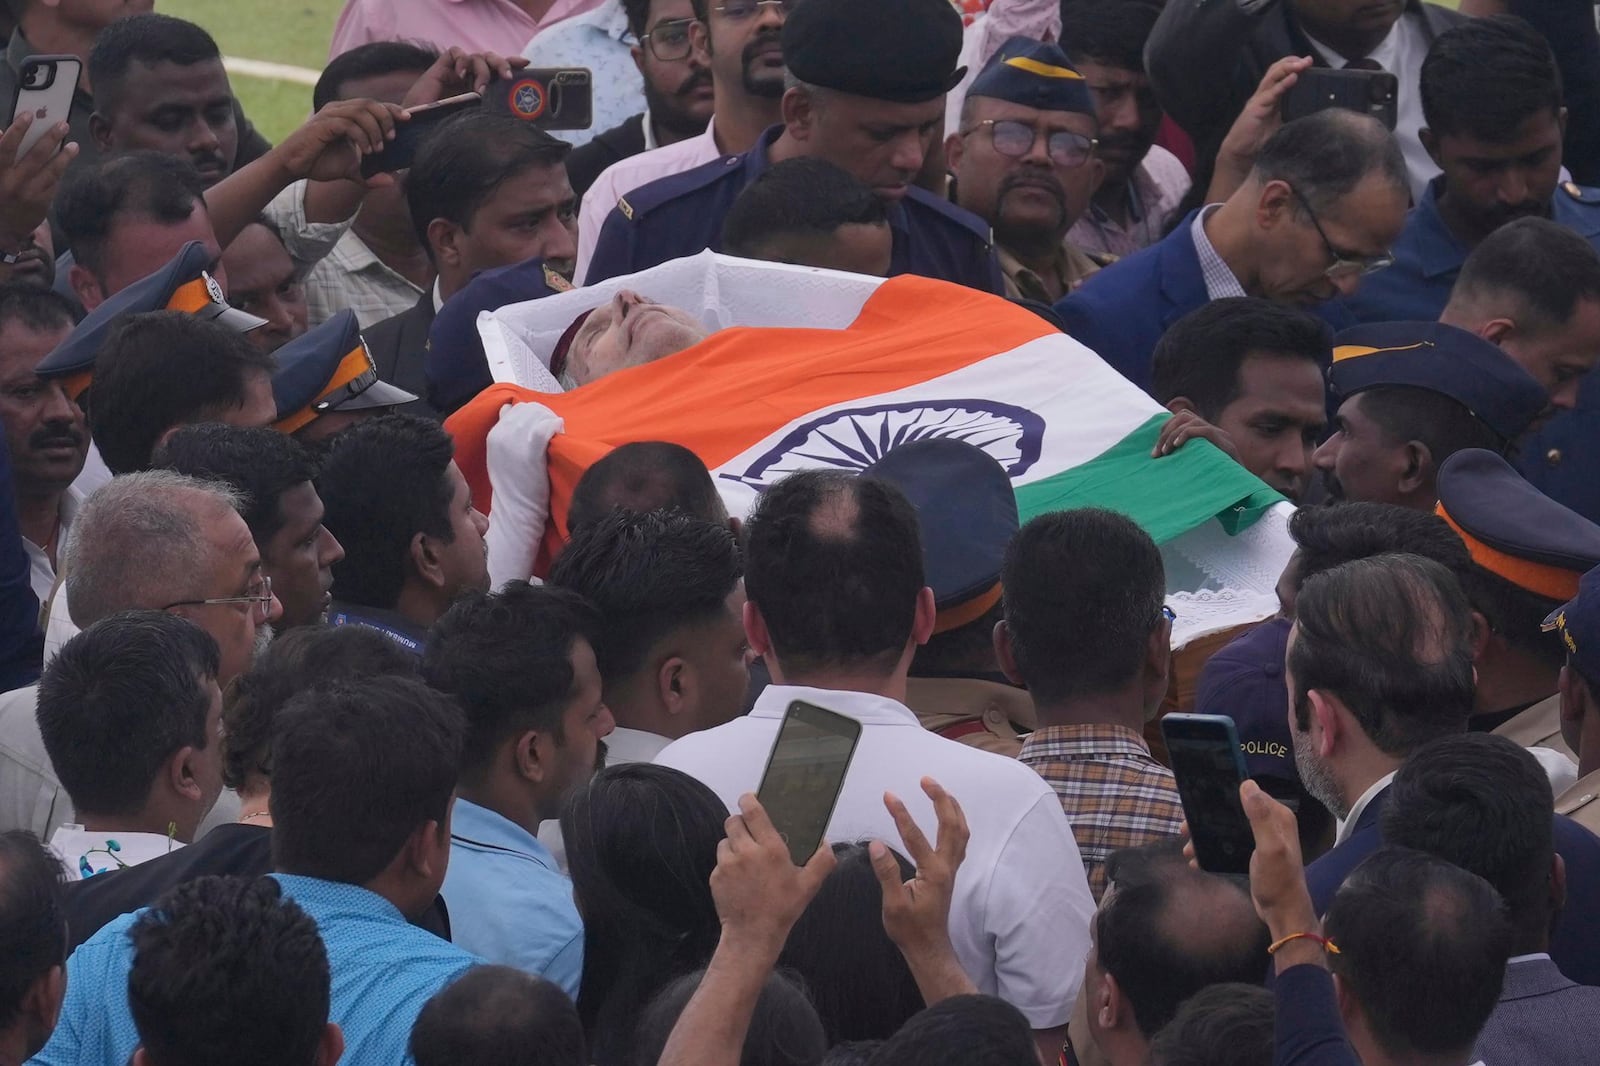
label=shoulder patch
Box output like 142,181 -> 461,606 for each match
543,264 -> 574,292
612,153 -> 747,220
1565,181 -> 1600,204
617,196 -> 634,221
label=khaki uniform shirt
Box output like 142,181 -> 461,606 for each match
904,676 -> 1037,758
996,241 -> 1112,305
1557,770 -> 1600,835
1493,694 -> 1578,764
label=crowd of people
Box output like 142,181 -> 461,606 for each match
3,0 -> 1600,1063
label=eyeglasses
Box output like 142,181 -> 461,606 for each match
164,575 -> 274,621
714,0 -> 797,21
1287,184 -> 1394,279
639,17 -> 697,61
962,119 -> 1097,169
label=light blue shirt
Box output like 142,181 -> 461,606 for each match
30,874 -> 478,1066
522,0 -> 639,148
440,798 -> 584,997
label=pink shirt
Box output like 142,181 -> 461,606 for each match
329,0 -> 607,58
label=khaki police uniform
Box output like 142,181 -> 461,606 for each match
906,676 -> 1037,758
1493,694 -> 1578,764
1557,770 -> 1600,835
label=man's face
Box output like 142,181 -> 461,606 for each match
1312,392 -> 1409,505
1076,57 -> 1160,189
1498,297 -> 1600,411
260,482 -> 345,630
222,369 -> 281,431
680,584 -> 753,732
636,0 -> 714,138
80,201 -> 224,309
1290,0 -> 1405,40
7,221 -> 55,290
0,319 -> 84,496
190,676 -> 227,828
541,637 -> 616,819
437,461 -> 491,598
1429,111 -> 1564,238
701,0 -> 787,99
950,97 -> 1100,249
567,290 -> 709,385
449,163 -> 578,286
94,59 -> 239,185
1255,175 -> 1409,306
219,223 -> 308,353
170,505 -> 284,688
797,92 -> 944,203
750,222 -> 894,276
1212,354 -> 1329,502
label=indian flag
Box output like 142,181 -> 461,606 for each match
446,254 -> 1293,645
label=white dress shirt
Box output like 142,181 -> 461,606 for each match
1334,770 -> 1397,846
576,121 -> 725,284
22,487 -> 79,606
655,683 -> 1097,1028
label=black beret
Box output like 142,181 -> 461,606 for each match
783,0 -> 965,105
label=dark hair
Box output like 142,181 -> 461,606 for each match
912,599 -> 1005,675
88,14 -> 223,116
1145,983 -> 1273,1066
1421,16 -> 1562,142
778,844 -> 923,1044
722,159 -> 887,258
37,612 -> 218,818
821,1044 -> 882,1066
55,153 -> 207,286
743,471 -> 924,677
1382,733 -> 1555,947
407,109 -> 571,259
1150,298 -> 1329,417
1094,842 -> 1270,1037
1353,386 -> 1511,458
0,283 -> 77,335
269,676 -> 465,884
549,509 -> 742,683
313,40 -> 438,111
559,764 -> 726,1066
1254,110 -> 1408,215
633,969 -> 826,1066
1452,217 -> 1600,333
1456,565 -> 1568,667
1289,503 -> 1473,592
152,424 -> 317,545
0,831 -> 67,1031
1289,555 -> 1475,757
411,966 -> 586,1066
1000,509 -> 1166,705
316,414 -> 458,610
128,876 -> 329,1066
568,442 -> 727,531
88,311 -> 276,476
866,996 -> 1036,1066
1324,848 -> 1512,1057
621,0 -> 655,39
423,582 -> 601,780
224,625 -> 419,790
1057,0 -> 1162,71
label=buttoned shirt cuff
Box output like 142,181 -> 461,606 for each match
265,179 -> 355,272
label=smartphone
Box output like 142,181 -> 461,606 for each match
1161,713 -> 1256,875
10,55 -> 80,158
1281,67 -> 1399,131
483,69 -> 594,132
359,91 -> 481,178
755,700 -> 863,866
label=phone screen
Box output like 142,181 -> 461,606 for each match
1161,714 -> 1256,875
756,701 -> 863,866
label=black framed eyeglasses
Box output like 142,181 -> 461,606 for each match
164,575 -> 274,621
639,17 -> 697,61
1287,184 -> 1394,279
714,0 -> 797,20
962,119 -> 1097,169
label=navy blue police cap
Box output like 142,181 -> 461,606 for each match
272,310 -> 416,435
862,437 -> 1018,634
783,0 -> 965,105
426,257 -> 570,415
1435,448 -> 1600,603
34,241 -> 265,401
1545,564 -> 1600,686
968,37 -> 1095,115
1329,321 -> 1547,444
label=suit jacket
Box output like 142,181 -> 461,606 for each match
361,293 -> 438,418
1053,209 -> 1210,391
1474,956 -> 1600,1065
564,113 -> 647,199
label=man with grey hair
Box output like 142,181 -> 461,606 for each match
0,471 -> 281,839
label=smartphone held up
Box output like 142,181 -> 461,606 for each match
755,701 -> 863,866
1161,713 -> 1257,875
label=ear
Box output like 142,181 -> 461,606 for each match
410,529 -> 446,590
744,598 -> 773,659
781,86 -> 813,140
1307,689 -> 1343,758
911,586 -> 937,647
133,1050 -> 153,1066
1475,317 -> 1516,346
404,818 -> 445,881
513,729 -> 547,785
994,618 -> 1024,685
68,263 -> 104,312
425,217 -> 464,270
1333,972 -> 1358,1027
88,110 -> 113,154
168,746 -> 204,803
944,130 -> 964,170
1255,178 -> 1294,229
1397,439 -> 1432,496
1559,105 -> 1570,139
1097,970 -> 1123,1030
153,423 -> 185,456
630,44 -> 646,72
1551,851 -> 1568,920
658,655 -> 693,717
1166,396 -> 1198,416
22,965 -> 65,1038
1145,612 -> 1173,688
1420,127 -> 1441,169
315,1023 -> 346,1066
1469,610 -> 1494,665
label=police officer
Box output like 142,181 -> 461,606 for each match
1544,564 -> 1600,832
424,257 -> 569,417
946,38 -> 1112,303
584,0 -> 1003,294
272,310 -> 419,445
863,437 -> 1035,756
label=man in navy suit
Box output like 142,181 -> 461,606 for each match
1054,109 -> 1408,392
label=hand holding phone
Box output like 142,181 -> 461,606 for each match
482,69 -> 594,131
9,55 -> 78,159
756,700 -> 863,866
358,92 -> 480,179
1161,713 -> 1256,875
1281,67 -> 1399,130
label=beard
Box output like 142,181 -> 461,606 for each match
991,172 -> 1069,253
1291,724 -> 1348,820
740,29 -> 786,98
251,623 -> 275,663
643,68 -> 713,140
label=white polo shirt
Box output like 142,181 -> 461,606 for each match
655,682 -> 1096,1028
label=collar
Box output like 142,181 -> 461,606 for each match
642,107 -> 658,152
1552,182 -> 1600,238
1409,177 -> 1475,279
1020,722 -> 1154,760
449,797 -> 557,870
1303,13 -> 1406,68
269,872 -> 409,923
1335,771 -> 1396,845
1507,953 -> 1553,964
1190,204 -> 1248,299
749,683 -> 921,728
606,726 -> 672,764
328,602 -> 429,654
431,277 -> 445,314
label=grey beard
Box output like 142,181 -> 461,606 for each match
251,624 -> 275,663
1292,726 -> 1350,821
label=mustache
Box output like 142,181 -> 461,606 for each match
741,29 -> 783,68
672,68 -> 712,98
1000,169 -> 1066,203
27,424 -> 82,451
191,152 -> 228,172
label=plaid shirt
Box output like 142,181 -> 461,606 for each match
1019,723 -> 1185,901
1190,205 -> 1248,301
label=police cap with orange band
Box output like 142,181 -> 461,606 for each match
862,437 -> 1017,635
33,241 -> 266,402
1329,321 -> 1547,445
271,309 -> 418,436
1435,448 -> 1600,605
